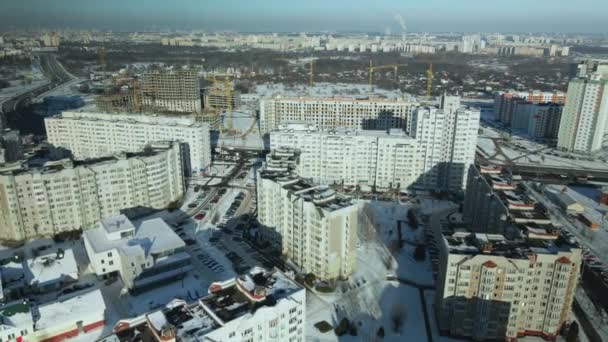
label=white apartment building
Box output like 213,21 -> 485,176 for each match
259,96 -> 419,133
270,123 -> 418,191
44,111 -> 211,174
409,106 -> 480,191
110,268 -> 305,342
557,63 -> 608,153
433,219 -> 581,341
257,149 -> 359,281
84,215 -> 191,291
0,142 -> 184,242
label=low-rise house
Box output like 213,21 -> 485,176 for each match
83,215 -> 191,291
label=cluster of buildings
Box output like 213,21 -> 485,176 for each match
156,32 -> 575,58
493,90 -> 566,139
266,95 -> 480,192
0,243 -> 107,342
493,59 -> 608,153
433,164 -> 581,341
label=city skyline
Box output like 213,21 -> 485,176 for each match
1,0 -> 607,34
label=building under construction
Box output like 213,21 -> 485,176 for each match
140,68 -> 202,114
95,92 -> 136,113
203,81 -> 241,111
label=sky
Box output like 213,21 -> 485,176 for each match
0,0 -> 606,34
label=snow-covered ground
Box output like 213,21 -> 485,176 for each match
306,199 -> 463,342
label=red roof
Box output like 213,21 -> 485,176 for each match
557,256 -> 571,264
482,260 -> 497,268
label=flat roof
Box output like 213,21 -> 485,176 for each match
25,248 -> 78,287
84,216 -> 185,257
35,289 -> 105,331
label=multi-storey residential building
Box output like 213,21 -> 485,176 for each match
410,106 -> 480,191
140,68 -> 202,113
44,111 -> 211,175
511,103 -> 563,139
270,123 -> 418,191
0,142 -> 184,242
109,267 -> 305,342
83,215 -> 191,291
257,149 -> 359,281
463,165 -> 552,235
494,91 -> 566,125
259,96 -> 419,133
269,103 -> 479,193
432,217 -> 581,341
557,62 -> 608,153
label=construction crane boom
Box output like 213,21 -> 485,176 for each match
368,60 -> 407,92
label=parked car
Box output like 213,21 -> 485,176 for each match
188,202 -> 199,208
194,213 -> 206,220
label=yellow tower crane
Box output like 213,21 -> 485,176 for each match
131,79 -> 142,113
426,63 -> 433,99
205,74 -> 235,133
368,60 -> 407,93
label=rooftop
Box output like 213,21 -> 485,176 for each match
439,218 -> 575,259
25,248 -> 78,287
84,215 -> 185,258
35,289 -> 105,331
260,154 -> 352,211
0,141 -> 178,177
111,268 -> 303,342
273,122 -> 413,139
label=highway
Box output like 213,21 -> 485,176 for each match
1,54 -> 75,114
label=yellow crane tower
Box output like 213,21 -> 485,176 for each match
426,63 -> 433,99
204,74 -> 235,132
131,79 -> 142,112
368,60 -> 407,93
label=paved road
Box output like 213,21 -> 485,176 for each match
1,54 -> 75,114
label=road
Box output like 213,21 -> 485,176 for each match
1,54 -> 75,114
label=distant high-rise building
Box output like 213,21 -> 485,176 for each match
257,149 -> 359,281
557,61 -> 608,153
259,97 -> 418,133
140,68 -> 202,113
44,111 -> 211,175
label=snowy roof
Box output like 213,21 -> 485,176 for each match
202,267 -> 303,324
0,301 -> 33,331
147,310 -> 168,331
84,216 -> 185,258
25,249 -> 78,287
35,289 -> 106,331
101,215 -> 136,235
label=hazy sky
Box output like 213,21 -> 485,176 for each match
1,0 -> 606,33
